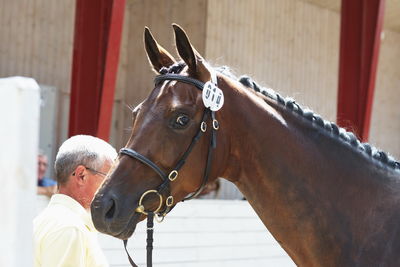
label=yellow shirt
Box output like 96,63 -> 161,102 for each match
33,194 -> 109,267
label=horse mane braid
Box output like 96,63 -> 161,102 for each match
158,62 -> 399,171
159,62 -> 186,75
238,75 -> 400,172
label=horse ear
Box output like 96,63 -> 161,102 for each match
173,24 -> 197,73
144,27 -> 176,73
173,24 -> 211,80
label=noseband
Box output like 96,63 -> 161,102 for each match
120,73 -> 220,267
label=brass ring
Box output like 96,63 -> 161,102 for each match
168,170 -> 178,181
200,121 -> 207,132
136,189 -> 163,215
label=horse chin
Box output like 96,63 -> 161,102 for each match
111,212 -> 143,240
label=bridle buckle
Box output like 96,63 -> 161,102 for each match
166,195 -> 174,207
212,119 -> 219,130
201,121 -> 207,132
168,170 -> 178,181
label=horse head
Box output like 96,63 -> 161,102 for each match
91,24 -> 230,239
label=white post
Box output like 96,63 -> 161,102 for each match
0,77 -> 40,267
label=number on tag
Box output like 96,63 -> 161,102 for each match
202,81 -> 224,111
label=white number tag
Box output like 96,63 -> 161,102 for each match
202,81 -> 224,111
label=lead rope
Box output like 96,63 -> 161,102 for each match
146,212 -> 154,267
123,212 -> 155,267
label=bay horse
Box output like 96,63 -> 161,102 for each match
91,24 -> 400,266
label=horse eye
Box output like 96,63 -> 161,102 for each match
175,115 -> 190,128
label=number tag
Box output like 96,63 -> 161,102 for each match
202,81 -> 224,111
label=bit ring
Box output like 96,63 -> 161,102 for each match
135,189 -> 163,215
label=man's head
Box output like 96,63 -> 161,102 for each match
37,150 -> 48,181
54,135 -> 117,209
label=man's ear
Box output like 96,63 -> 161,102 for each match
72,165 -> 86,185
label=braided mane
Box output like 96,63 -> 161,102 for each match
238,75 -> 400,172
160,62 -> 400,172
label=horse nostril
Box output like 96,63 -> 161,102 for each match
105,198 -> 117,220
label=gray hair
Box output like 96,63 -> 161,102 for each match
38,148 -> 47,158
54,135 -> 117,185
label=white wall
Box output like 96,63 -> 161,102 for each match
98,200 -> 295,267
0,77 -> 40,267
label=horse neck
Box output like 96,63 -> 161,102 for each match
216,77 -> 400,265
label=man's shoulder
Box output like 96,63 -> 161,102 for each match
34,205 -> 88,237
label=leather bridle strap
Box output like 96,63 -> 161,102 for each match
184,111 -> 216,200
123,239 -> 137,267
121,73 -> 219,267
157,109 -> 211,202
120,148 -> 167,181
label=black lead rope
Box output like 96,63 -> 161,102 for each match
123,212 -> 155,267
146,212 -> 154,267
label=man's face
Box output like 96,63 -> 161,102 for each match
38,155 -> 48,180
86,161 -> 112,207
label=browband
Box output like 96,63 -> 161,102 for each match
155,74 -> 205,91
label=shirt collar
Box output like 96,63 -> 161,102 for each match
49,194 -> 97,232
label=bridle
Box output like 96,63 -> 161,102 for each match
121,73 -> 220,218
120,73 -> 220,267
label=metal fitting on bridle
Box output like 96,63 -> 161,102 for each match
168,170 -> 178,181
135,190 -> 163,215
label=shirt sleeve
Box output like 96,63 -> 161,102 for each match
40,227 -> 86,267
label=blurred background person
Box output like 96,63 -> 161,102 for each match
37,150 -> 57,197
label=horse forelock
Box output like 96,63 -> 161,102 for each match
159,62 -> 186,75
154,63 -> 201,106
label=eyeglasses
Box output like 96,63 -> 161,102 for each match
85,167 -> 107,177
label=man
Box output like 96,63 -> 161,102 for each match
34,135 -> 117,267
37,150 -> 57,197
